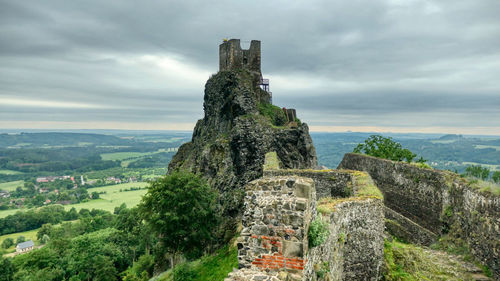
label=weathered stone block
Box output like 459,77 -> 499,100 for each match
283,241 -> 303,257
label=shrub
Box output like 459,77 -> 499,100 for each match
1,238 -> 14,249
258,103 -> 287,126
308,216 -> 330,247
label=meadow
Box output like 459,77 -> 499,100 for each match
0,180 -> 24,191
0,182 -> 149,218
65,182 -> 148,213
0,170 -> 23,175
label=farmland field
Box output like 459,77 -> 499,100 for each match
0,180 -> 24,191
475,145 -> 500,151
62,182 -> 148,213
100,151 -> 156,161
0,182 -> 149,218
0,170 -> 23,175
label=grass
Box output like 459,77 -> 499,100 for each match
0,182 -> 149,218
155,244 -> 238,281
263,151 -> 280,171
350,171 -> 383,199
317,171 -> 383,214
0,229 -> 39,254
465,177 -> 500,196
0,180 -> 24,191
100,151 -> 157,161
0,170 -> 23,175
384,239 -> 485,280
64,182 -> 148,213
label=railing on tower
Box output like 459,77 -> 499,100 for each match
259,78 -> 272,103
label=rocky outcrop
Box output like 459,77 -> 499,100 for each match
339,153 -> 500,279
168,70 -> 317,219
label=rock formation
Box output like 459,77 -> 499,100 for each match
168,40 -> 317,222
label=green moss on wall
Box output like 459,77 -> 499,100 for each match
263,151 -> 280,171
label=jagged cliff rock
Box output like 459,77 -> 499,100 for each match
168,69 -> 317,216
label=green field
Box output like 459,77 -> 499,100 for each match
475,145 -> 500,151
64,182 -> 148,213
0,180 -> 25,191
0,229 -> 39,245
0,228 -> 39,254
100,151 -> 155,161
0,182 -> 149,218
0,170 -> 23,175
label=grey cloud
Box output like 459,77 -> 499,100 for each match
0,0 -> 499,131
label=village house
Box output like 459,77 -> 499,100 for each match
16,240 -> 34,253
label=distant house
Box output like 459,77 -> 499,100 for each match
16,240 -> 34,253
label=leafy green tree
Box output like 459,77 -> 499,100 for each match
493,171 -> 500,184
37,223 -> 54,240
353,135 -> 419,163
16,236 -> 25,244
40,234 -> 50,245
464,165 -> 490,180
139,172 -> 218,268
1,238 -> 13,249
91,191 -> 100,199
0,256 -> 14,281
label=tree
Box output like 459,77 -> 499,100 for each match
40,234 -> 50,244
464,165 -> 490,180
0,256 -> 14,281
139,172 -> 218,268
16,236 -> 25,244
1,238 -> 13,249
493,171 -> 500,184
91,191 -> 100,199
353,135 -> 419,163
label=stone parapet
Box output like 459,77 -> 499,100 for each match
339,152 -> 500,279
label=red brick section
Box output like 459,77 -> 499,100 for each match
250,235 -> 305,271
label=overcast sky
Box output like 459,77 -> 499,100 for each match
1,0 -> 499,134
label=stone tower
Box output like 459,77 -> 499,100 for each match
219,39 -> 261,75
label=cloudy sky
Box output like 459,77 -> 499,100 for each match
1,0 -> 499,134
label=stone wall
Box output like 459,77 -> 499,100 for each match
305,197 -> 384,281
384,207 -> 437,246
339,153 -> 500,279
227,166 -> 385,281
264,169 -> 352,199
227,176 -> 316,281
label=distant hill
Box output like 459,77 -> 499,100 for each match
438,134 -> 464,140
0,132 -> 130,148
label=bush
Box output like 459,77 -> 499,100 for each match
258,103 -> 287,126
308,216 -> 330,247
354,135 -> 420,163
16,236 -> 25,244
1,238 -> 14,249
172,263 -> 198,281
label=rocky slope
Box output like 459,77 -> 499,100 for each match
168,69 -> 317,231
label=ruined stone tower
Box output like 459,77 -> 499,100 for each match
219,39 -> 261,75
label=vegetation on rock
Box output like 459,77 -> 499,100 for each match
257,102 -> 287,127
308,216 -> 330,247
